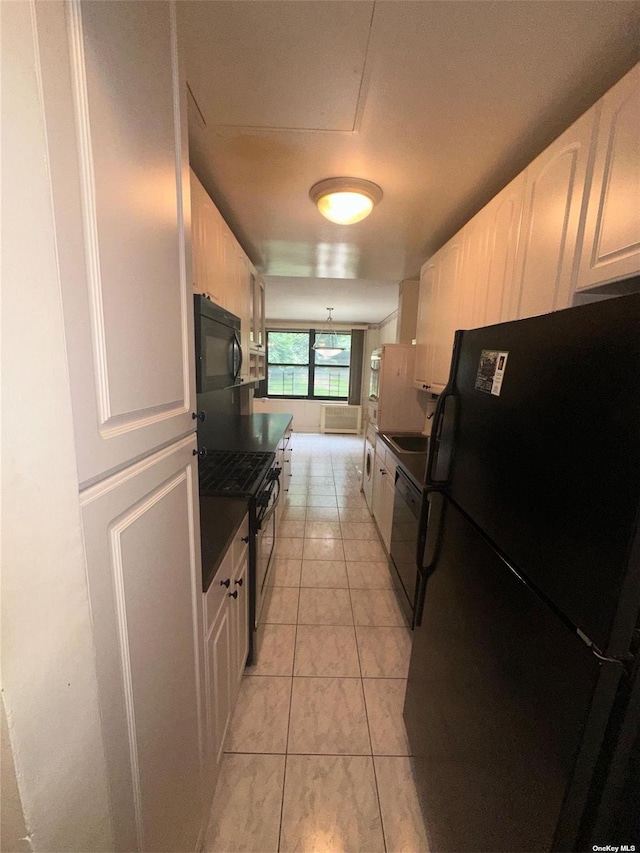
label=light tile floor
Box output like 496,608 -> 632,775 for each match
203,434 -> 429,853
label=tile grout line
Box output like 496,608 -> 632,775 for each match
278,441 -> 388,851
346,558 -> 389,853
276,480 -> 305,853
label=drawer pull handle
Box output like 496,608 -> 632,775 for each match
235,578 -> 244,586
220,578 -> 231,588
228,590 -> 238,599
241,536 -> 249,543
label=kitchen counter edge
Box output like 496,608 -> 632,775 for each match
198,413 -> 293,454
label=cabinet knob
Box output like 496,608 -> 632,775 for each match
220,578 -> 231,588
192,410 -> 206,421
241,536 -> 249,543
235,578 -> 244,586
380,469 -> 386,475
228,590 -> 238,599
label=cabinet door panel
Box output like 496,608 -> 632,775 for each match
459,214 -> 491,331
431,239 -> 463,391
414,261 -> 436,388
207,601 -> 233,769
80,435 -> 203,853
232,551 -> 250,692
512,111 -> 595,319
484,173 -> 525,326
380,473 -> 395,552
39,1 -> 194,486
372,452 -> 386,530
576,64 -> 640,289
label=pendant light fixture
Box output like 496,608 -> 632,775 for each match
310,177 -> 383,225
313,308 -> 345,357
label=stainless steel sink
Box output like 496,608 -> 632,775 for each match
386,434 -> 430,454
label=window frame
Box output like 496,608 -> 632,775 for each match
266,328 -> 351,401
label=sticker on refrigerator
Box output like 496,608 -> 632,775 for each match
475,350 -> 509,396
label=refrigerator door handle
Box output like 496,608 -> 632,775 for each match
419,489 -> 444,571
425,329 -> 463,487
426,393 -> 457,485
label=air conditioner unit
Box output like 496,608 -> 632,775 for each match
320,404 -> 362,434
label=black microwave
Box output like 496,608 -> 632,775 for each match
194,294 -> 243,392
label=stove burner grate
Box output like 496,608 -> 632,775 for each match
198,450 -> 274,497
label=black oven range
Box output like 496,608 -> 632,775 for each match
198,449 -> 281,665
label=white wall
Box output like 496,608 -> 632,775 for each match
1,5 -> 113,849
1,700 -> 29,853
377,311 -> 398,345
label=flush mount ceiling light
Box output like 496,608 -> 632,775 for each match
313,308 -> 345,357
309,177 -> 383,225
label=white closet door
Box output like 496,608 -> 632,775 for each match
80,435 -> 203,853
38,0 -> 194,487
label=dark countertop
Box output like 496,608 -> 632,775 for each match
199,495 -> 248,592
198,413 -> 293,592
377,432 -> 429,490
198,413 -> 293,453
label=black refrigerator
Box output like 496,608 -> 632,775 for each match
403,294 -> 640,852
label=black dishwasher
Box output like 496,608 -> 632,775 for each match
389,466 -> 421,626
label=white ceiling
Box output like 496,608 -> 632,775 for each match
264,277 -> 400,324
180,1 -> 640,324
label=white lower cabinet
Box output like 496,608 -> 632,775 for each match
372,447 -> 396,552
276,427 -> 293,520
79,434 -> 203,853
203,513 -> 249,785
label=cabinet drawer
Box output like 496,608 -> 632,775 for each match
205,549 -> 233,631
385,452 -> 398,482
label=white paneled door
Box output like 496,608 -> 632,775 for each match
80,435 -> 203,853
33,3 -> 205,849
38,0 -> 195,488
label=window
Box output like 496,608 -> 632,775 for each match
267,330 -> 352,399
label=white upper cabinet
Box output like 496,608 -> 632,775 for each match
430,237 -> 464,392
456,171 -> 524,334
414,260 -> 436,390
576,63 -> 640,290
510,109 -> 596,319
189,168 -> 257,382
192,174 -> 224,305
481,173 -> 526,327
40,1 -> 194,487
415,238 -> 464,395
458,210 -> 491,332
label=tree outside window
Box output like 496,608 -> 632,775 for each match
267,330 -> 351,399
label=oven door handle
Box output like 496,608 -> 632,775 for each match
256,476 -> 281,529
